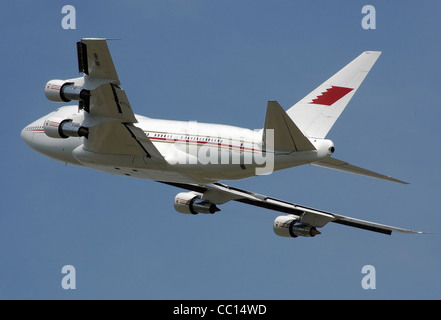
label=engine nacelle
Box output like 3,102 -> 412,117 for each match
45,79 -> 90,107
273,215 -> 321,238
174,192 -> 220,215
43,117 -> 89,139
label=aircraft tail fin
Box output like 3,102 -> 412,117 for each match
264,101 -> 316,152
286,51 -> 381,139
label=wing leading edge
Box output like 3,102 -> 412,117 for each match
160,181 -> 423,235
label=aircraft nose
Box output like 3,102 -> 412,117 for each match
21,125 -> 34,146
21,120 -> 44,149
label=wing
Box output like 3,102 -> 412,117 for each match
160,181 -> 423,235
76,38 -> 165,161
77,38 -> 120,84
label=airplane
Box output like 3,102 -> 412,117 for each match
21,38 -> 423,238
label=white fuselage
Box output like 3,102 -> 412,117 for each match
21,105 -> 334,184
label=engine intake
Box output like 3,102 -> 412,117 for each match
44,117 -> 88,139
174,192 -> 220,215
273,215 -> 321,238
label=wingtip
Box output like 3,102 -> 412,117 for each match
395,179 -> 410,185
81,37 -> 121,41
364,51 -> 382,55
387,176 -> 409,185
393,229 -> 432,235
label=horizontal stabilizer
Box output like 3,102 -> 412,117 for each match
264,101 -> 316,152
311,157 -> 408,184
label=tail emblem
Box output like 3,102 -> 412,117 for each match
309,86 -> 353,106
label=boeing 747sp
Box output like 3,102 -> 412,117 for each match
21,39 -> 423,238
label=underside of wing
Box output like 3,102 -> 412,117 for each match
331,214 -> 423,235
160,181 -> 423,235
76,39 -> 165,162
77,38 -> 120,84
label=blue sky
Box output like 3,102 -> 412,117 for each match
1,0 -> 440,299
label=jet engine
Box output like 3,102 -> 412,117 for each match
43,117 -> 88,139
45,79 -> 90,110
174,192 -> 220,215
273,215 -> 321,238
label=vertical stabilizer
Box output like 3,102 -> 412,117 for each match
286,51 -> 381,139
